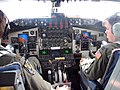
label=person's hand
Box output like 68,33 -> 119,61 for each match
56,85 -> 70,90
80,58 -> 86,65
80,58 -> 95,65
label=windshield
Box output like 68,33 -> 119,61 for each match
0,0 -> 120,21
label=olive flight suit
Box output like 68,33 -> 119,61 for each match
0,45 -> 51,90
28,56 -> 43,75
84,42 -> 120,80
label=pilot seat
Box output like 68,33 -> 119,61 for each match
0,62 -> 25,90
79,48 -> 120,90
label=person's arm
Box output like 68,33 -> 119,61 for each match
84,45 -> 111,80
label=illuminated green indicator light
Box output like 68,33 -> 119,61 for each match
41,50 -> 48,55
42,51 -> 47,54
64,50 -> 69,54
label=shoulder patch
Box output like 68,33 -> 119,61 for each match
95,50 -> 102,60
101,46 -> 106,51
24,61 -> 35,75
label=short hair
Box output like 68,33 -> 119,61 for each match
103,12 -> 120,37
107,12 -> 120,27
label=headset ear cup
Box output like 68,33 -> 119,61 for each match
112,23 -> 120,37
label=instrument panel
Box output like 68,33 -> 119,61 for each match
3,13 -> 107,85
39,28 -> 72,49
7,13 -> 106,70
39,26 -> 74,69
7,13 -> 105,65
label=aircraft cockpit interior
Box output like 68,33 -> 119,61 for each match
0,0 -> 120,90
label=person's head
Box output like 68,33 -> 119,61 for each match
102,12 -> 120,42
0,10 -> 7,39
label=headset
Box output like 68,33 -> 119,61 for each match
112,22 -> 120,37
108,12 -> 120,37
0,10 -> 11,38
2,22 -> 10,37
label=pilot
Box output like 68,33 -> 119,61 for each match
0,10 -> 69,90
80,12 -> 120,82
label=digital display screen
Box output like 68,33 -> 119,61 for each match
18,34 -> 28,43
81,41 -> 89,50
81,31 -> 91,40
81,31 -> 90,50
18,34 -> 29,53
